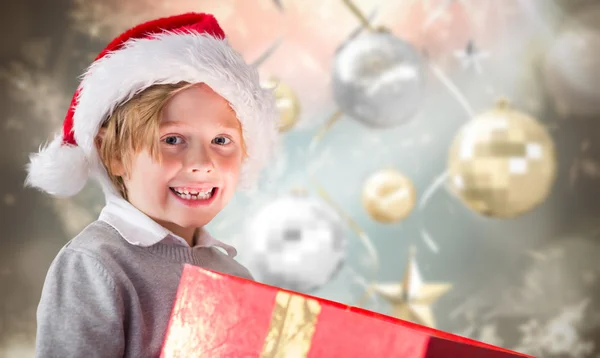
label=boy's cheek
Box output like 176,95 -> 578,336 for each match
225,163 -> 243,181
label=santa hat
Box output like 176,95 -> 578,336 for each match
25,13 -> 278,198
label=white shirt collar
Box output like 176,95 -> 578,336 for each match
98,195 -> 237,257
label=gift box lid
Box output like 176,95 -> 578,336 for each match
161,265 -> 532,358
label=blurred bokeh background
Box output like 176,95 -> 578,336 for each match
2,0 -> 600,357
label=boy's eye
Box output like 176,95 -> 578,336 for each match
164,136 -> 184,145
212,136 -> 231,146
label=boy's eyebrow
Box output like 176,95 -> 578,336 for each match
216,122 -> 242,131
160,120 -> 241,130
159,121 -> 186,128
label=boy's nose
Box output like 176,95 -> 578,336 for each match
192,167 -> 212,173
187,150 -> 215,174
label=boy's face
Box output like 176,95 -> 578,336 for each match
123,84 -> 244,240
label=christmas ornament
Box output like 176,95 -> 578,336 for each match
447,99 -> 557,218
244,189 -> 347,293
453,40 -> 490,74
331,27 -> 425,128
362,169 -> 416,223
544,6 -> 600,118
262,78 -> 301,133
370,247 -> 452,328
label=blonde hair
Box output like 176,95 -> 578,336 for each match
96,82 -> 245,199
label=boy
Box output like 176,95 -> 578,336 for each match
25,13 -> 278,357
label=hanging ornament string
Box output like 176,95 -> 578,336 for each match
342,0 -> 376,32
416,60 -> 478,252
308,0 -> 387,309
355,282 -> 376,308
428,63 -> 476,119
345,6 -> 380,43
333,0 -> 431,307
250,38 -> 283,68
345,264 -> 375,306
307,110 -> 381,308
309,0 -> 388,286
308,111 -> 381,273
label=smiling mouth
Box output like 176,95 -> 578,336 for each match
169,187 -> 216,201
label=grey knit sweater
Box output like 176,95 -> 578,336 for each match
35,220 -> 253,358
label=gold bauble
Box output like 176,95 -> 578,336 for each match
447,100 -> 557,218
262,78 -> 301,133
362,169 -> 416,223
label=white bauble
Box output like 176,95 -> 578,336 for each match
244,191 -> 347,293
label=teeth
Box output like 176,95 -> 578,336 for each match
172,188 -> 214,201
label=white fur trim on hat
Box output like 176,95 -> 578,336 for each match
26,31 -> 279,197
25,135 -> 90,197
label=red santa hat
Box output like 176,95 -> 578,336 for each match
25,13 -> 278,198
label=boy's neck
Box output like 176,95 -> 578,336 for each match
177,227 -> 198,247
155,219 -> 197,247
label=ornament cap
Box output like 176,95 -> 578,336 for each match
290,186 -> 309,197
262,76 -> 280,89
374,26 -> 392,34
409,245 -> 417,258
495,97 -> 511,110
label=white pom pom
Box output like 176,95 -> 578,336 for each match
25,135 -> 90,197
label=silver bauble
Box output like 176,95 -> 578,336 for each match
244,191 -> 347,293
331,30 -> 425,128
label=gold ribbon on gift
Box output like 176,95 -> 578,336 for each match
261,291 -> 322,358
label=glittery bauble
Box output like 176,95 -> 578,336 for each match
448,100 -> 557,218
362,169 -> 416,223
262,78 -> 301,132
244,190 -> 346,293
544,5 -> 600,118
331,30 -> 425,128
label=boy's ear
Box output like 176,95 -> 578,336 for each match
111,158 -> 126,178
95,127 -> 107,151
95,127 -> 126,177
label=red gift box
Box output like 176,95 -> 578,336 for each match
161,264 -> 532,358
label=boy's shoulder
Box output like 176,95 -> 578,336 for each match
61,220 -> 130,262
45,220 -> 136,283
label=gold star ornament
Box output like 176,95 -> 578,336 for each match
371,247 -> 452,328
